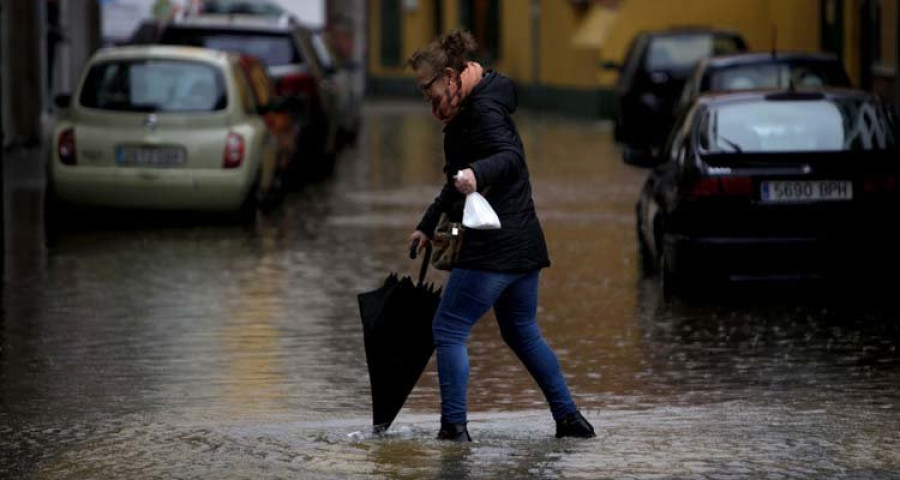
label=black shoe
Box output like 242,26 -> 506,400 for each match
555,411 -> 596,439
437,421 -> 472,442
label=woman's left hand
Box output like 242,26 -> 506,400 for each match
454,168 -> 477,195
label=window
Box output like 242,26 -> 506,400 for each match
702,98 -> 898,153
80,60 -> 227,113
645,34 -> 742,72
710,61 -> 850,91
460,0 -> 500,63
380,0 -> 402,67
159,29 -> 303,67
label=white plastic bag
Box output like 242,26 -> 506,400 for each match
462,192 -> 501,230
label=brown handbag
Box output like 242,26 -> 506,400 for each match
431,213 -> 465,271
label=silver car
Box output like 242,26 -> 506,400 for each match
49,45 -> 284,215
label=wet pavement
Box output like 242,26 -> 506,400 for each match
1,100 -> 900,479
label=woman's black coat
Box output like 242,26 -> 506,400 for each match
416,71 -> 551,273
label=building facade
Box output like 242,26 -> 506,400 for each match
366,0 -> 899,117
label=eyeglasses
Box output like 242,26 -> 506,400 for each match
418,73 -> 442,98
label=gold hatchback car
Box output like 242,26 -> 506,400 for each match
49,46 -> 287,217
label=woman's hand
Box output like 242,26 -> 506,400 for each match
409,230 -> 431,255
454,168 -> 477,195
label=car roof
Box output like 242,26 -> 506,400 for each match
695,87 -> 876,107
699,51 -> 841,69
90,45 -> 233,64
170,14 -> 303,32
639,27 -> 744,39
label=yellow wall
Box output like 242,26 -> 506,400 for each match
370,0 -> 824,88
539,1 -> 603,88
496,0 -> 534,83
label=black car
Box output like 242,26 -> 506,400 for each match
605,28 -> 748,164
152,15 -> 340,175
675,52 -> 852,117
636,89 -> 899,296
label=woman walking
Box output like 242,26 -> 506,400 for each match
407,31 -> 595,442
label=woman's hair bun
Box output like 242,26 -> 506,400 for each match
441,30 -> 478,59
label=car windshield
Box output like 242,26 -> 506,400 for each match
646,34 -> 742,71
710,61 -> 849,91
160,29 -> 301,66
79,59 -> 227,112
703,98 -> 898,153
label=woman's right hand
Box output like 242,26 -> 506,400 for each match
409,230 -> 431,255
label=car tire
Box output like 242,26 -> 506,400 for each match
637,222 -> 656,277
237,175 -> 262,224
660,246 -> 681,300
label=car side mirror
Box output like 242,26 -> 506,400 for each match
54,94 -> 72,109
600,60 -> 622,71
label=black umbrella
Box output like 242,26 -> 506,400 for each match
358,242 -> 441,433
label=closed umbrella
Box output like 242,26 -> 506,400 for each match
357,242 -> 441,433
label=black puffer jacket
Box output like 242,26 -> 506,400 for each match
416,71 -> 551,272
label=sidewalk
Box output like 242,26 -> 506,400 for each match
2,145 -> 46,282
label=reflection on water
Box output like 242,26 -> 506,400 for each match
1,101 -> 899,478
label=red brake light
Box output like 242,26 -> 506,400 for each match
223,132 -> 245,169
276,73 -> 317,100
58,128 -> 76,165
687,178 -> 720,197
720,176 -> 753,196
864,173 -> 898,193
687,176 -> 753,197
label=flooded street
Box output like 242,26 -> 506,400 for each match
2,100 -> 900,479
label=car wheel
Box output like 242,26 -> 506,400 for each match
237,176 -> 262,224
637,222 -> 656,277
660,246 -> 681,300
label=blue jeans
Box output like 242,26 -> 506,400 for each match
432,268 -> 578,424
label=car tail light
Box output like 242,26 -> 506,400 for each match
223,132 -> 245,169
687,176 -> 753,197
864,173 -> 898,193
276,73 -> 318,101
58,128 -> 76,165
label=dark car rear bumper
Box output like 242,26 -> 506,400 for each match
663,233 -> 894,282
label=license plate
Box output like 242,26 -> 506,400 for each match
760,180 -> 853,203
116,146 -> 186,167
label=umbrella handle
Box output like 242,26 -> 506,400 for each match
409,239 -> 433,287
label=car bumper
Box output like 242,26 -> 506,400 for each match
51,165 -> 255,211
663,233 -> 890,281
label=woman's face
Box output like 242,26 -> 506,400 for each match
415,67 -> 450,104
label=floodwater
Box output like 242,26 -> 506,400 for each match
1,101 -> 899,479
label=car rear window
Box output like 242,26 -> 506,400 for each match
702,98 -> 898,153
646,34 -> 743,71
710,62 -> 850,91
79,59 -> 227,112
159,28 -> 302,67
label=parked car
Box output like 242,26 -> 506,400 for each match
309,28 -> 361,146
604,28 -> 748,164
675,52 -> 852,117
153,14 -> 339,175
48,46 -> 287,217
201,0 -> 286,16
635,89 -> 899,296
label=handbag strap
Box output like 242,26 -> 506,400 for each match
409,240 -> 433,287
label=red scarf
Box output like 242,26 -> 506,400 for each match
432,62 -> 484,124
